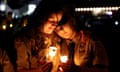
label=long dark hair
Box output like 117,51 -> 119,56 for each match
29,0 -> 65,27
22,0 -> 66,38
58,13 -> 81,33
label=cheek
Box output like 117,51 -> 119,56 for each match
57,31 -> 65,38
43,24 -> 47,30
44,23 -> 51,29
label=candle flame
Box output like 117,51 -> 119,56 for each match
60,56 -> 68,63
49,46 -> 57,57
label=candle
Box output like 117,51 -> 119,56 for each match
46,46 -> 57,62
60,56 -> 68,63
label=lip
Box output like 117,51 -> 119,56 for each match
48,27 -> 53,29
49,27 -> 56,30
64,34 -> 69,37
60,33 -> 68,37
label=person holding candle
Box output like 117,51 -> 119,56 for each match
15,0 -> 66,72
55,10 -> 109,72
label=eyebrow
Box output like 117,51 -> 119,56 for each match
48,18 -> 59,23
49,21 -> 58,24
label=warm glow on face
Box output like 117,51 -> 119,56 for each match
60,56 -> 68,63
43,12 -> 63,34
55,23 -> 74,39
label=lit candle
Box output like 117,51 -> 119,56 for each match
46,46 -> 57,62
60,56 -> 68,63
58,56 -> 68,72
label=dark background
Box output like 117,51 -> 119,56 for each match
4,0 -> 120,72
7,0 -> 120,9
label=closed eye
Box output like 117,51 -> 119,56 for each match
56,26 -> 63,31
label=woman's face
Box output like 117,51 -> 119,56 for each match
55,23 -> 74,39
42,12 -> 63,34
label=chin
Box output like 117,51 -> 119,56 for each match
48,32 -> 53,34
61,37 -> 69,39
45,31 -> 53,34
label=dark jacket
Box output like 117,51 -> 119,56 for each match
0,48 -> 14,72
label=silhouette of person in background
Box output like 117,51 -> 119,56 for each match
0,47 -> 14,72
0,11 -> 17,72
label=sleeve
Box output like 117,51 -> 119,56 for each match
92,40 -> 109,67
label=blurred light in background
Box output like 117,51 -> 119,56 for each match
26,4 -> 36,15
2,24 -> 7,30
104,11 -> 113,15
75,6 -> 120,16
115,21 -> 119,26
0,3 -> 6,11
92,8 -> 102,15
9,23 -> 13,28
75,7 -> 120,12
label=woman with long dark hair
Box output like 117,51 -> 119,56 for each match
15,0 -> 66,72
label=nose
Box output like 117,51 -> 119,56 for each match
55,28 -> 59,32
55,26 -> 61,32
51,23 -> 58,28
52,23 -> 58,26
52,26 -> 56,29
49,26 -> 56,30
